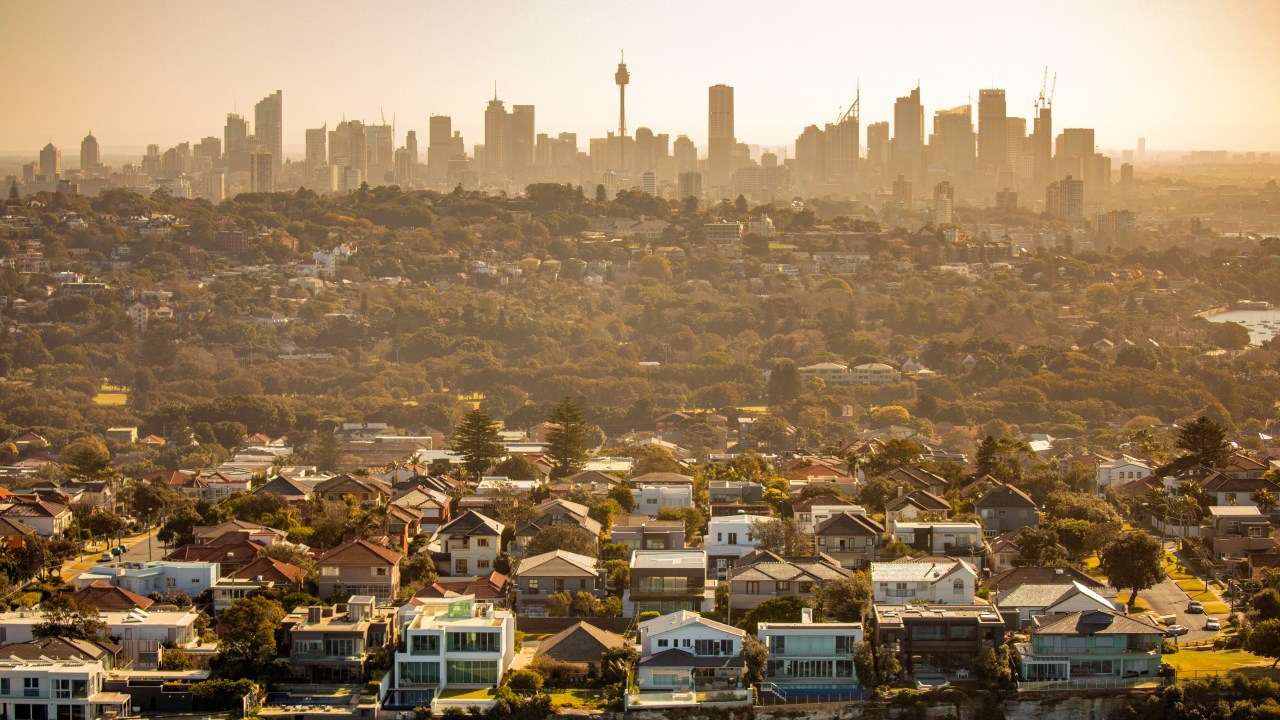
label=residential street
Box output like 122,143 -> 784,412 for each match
1141,575 -> 1219,642
57,527 -> 160,583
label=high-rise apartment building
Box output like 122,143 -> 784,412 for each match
224,113 -> 248,156
824,99 -> 859,185
484,95 -> 510,177
80,132 -> 100,177
427,115 -> 455,183
933,181 -> 955,224
892,86 -> 923,181
867,121 -> 890,169
707,84 -> 735,186
892,174 -> 913,208
978,88 -> 1007,173
250,150 -> 274,192
39,143 -> 61,180
1046,174 -> 1084,220
329,120 -> 368,181
678,171 -> 703,204
673,135 -> 697,175
795,125 -> 826,187
1031,103 -> 1053,190
929,105 -> 975,179
306,126 -> 327,170
255,90 -> 283,175
510,105 -> 535,177
1005,116 -> 1026,175
365,124 -> 395,185
195,136 -> 221,159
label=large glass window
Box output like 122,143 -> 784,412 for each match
55,706 -> 85,720
410,634 -> 440,655
447,632 -> 499,653
446,660 -> 498,685
399,661 -> 440,685
14,705 -> 48,720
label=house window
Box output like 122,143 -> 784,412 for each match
745,581 -> 760,594
776,581 -> 790,592
167,577 -> 176,589
321,567 -> 339,576
817,537 -> 826,546
529,579 -> 539,591
373,567 -> 388,577
579,579 -> 588,590
0,678 -> 8,695
23,678 -> 38,697
954,578 -> 965,592
478,559 -> 490,569
455,559 -> 468,574
799,582 -> 814,593
658,639 -> 669,648
54,679 -> 70,698
728,533 -> 738,545
14,705 -> 48,720
477,538 -> 490,547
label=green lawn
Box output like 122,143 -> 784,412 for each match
1115,592 -> 1153,612
1166,650 -> 1280,680
93,392 -> 128,406
548,689 -> 606,710
438,688 -> 495,700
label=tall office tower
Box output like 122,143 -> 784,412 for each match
39,143 -> 62,180
867,121 -> 890,169
329,120 -> 368,180
615,52 -> 629,137
673,135 -> 697,174
484,93 -> 510,176
1045,175 -> 1083,220
1005,116 -> 1026,174
141,144 -> 160,177
250,150 -> 274,192
1120,162 -> 1134,187
195,136 -> 221,159
394,147 -> 414,186
306,126 -> 327,170
996,189 -> 1018,211
254,90 -> 283,175
824,89 -> 859,185
405,130 -> 419,166
365,124 -> 395,184
510,105 -> 535,177
427,115 -> 454,183
892,85 -> 923,181
224,113 -> 248,155
1055,127 -> 1095,182
642,171 -> 656,196
933,181 -> 955,224
634,127 -> 655,173
1137,137 -> 1146,161
80,132 -> 100,177
1031,101 -> 1053,189
707,84 -> 735,186
795,125 -> 826,187
930,105 -> 975,179
892,174 -> 913,208
977,88 -> 1007,176
677,171 -> 703,203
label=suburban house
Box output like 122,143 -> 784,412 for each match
549,470 -> 622,499
0,607 -> 203,670
871,559 -> 977,604
390,486 -> 452,533
705,514 -> 770,576
813,512 -> 885,569
974,484 -> 1040,536
724,550 -> 851,613
1096,456 -> 1152,489
625,549 -> 711,615
885,467 -> 947,497
758,608 -> 863,691
1219,453 -> 1271,480
873,604 -> 1006,679
313,474 -> 392,505
385,596 -> 516,712
987,531 -> 1023,574
193,520 -> 289,546
1204,506 -> 1275,560
509,499 -> 602,559
432,511 -> 504,577
1017,610 -> 1164,684
253,475 -> 316,503
414,572 -> 513,605
513,550 -> 601,616
996,581 -> 1117,629
610,515 -> 685,551
230,556 -> 307,586
635,611 -> 747,698
165,540 -> 262,575
532,622 -> 629,680
0,657 -> 131,720
1197,473 -> 1279,507
708,480 -> 764,505
988,566 -> 1114,598
0,499 -> 73,538
793,495 -> 867,532
631,473 -> 695,517
884,490 -> 952,528
281,597 -> 395,683
69,582 -> 154,612
73,560 -> 219,596
316,538 -> 404,603
890,521 -> 986,563
0,516 -> 38,547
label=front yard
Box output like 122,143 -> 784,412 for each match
1165,649 -> 1280,681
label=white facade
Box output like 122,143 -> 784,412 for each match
890,522 -> 985,555
796,503 -> 867,532
758,608 -> 863,687
705,515 -> 768,563
1096,457 -> 1151,488
0,659 -> 130,720
387,596 -> 516,711
636,611 -> 745,690
0,608 -> 201,670
74,561 -> 219,596
870,560 -> 977,604
633,484 -> 693,516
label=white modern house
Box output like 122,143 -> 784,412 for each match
870,559 -> 977,604
631,611 -> 750,708
794,498 -> 867,532
0,607 -> 202,670
0,658 -> 132,720
705,515 -> 768,577
73,561 -> 219,597
386,596 -> 517,715
758,608 -> 863,690
633,484 -> 694,517
1096,456 -> 1152,489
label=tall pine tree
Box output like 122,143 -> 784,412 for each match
545,397 -> 589,480
453,408 -> 504,479
1175,415 -> 1231,467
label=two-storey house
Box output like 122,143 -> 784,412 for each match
891,521 -> 987,569
813,512 -> 884,569
705,514 -> 769,577
996,581 -> 1116,629
610,516 -> 684,552
431,511 -> 504,577
281,597 -> 395,683
631,473 -> 695,517
513,550 -> 601,616
871,559 -> 977,604
793,495 -> 866,533
624,550 -> 710,615
1017,610 -> 1163,684
974,484 -> 1039,537
885,467 -> 947,497
509,499 -> 602,559
873,604 -> 1006,679
313,474 -> 392,506
884,490 -> 951,529
0,658 -> 131,720
725,551 -> 850,614
636,611 -> 746,694
316,539 -> 403,603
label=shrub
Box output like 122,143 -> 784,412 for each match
505,668 -> 545,691
1161,638 -> 1180,654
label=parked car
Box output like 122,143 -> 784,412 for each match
1166,625 -> 1190,637
1205,617 -> 1221,631
1188,601 -> 1204,614
100,553 -> 113,562
110,547 -> 123,556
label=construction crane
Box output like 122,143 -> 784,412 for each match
1035,67 -> 1057,111
835,81 -> 860,124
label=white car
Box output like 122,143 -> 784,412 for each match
1206,617 -> 1221,631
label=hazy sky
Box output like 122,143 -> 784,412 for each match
4,0 -> 1279,159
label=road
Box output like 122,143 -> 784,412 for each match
58,527 -> 161,583
1141,575 -> 1220,642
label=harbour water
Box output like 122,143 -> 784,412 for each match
1204,308 -> 1280,345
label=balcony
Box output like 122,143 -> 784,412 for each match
625,689 -> 751,709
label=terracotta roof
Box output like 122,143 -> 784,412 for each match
2,499 -> 70,518
317,538 -> 403,566
0,516 -> 38,536
416,571 -> 512,600
166,540 -> 262,565
70,582 -> 154,611
230,556 -> 307,585
0,636 -> 120,662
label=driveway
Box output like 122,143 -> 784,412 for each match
1139,575 -> 1219,643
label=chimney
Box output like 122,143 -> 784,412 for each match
897,485 -> 904,498
801,607 -> 813,624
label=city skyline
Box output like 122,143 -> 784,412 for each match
3,0 -> 1280,155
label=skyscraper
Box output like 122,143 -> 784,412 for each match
673,135 -> 697,175
615,52 -> 629,137
365,123 -> 395,184
484,93 -> 510,176
329,120 -> 367,180
250,149 -> 273,192
824,89 -> 859,185
510,105 -> 535,177
427,115 -> 455,183
867,121 -> 890,169
254,90 -> 283,175
795,125 -> 826,187
224,113 -> 248,155
892,85 -> 923,181
1031,101 -> 1053,190
708,84 -> 735,186
80,132 -> 100,177
929,105 -> 975,180
306,126 -> 327,170
978,88 -> 1007,174
39,143 -> 61,180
